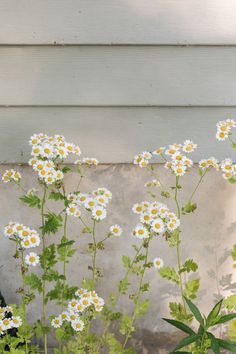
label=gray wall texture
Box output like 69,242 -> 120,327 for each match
0,164 -> 235,351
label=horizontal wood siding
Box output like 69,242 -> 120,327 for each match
0,0 -> 236,45
0,107 -> 235,163
0,1 -> 235,162
1,46 -> 236,106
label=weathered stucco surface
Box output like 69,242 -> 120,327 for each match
0,164 -> 235,352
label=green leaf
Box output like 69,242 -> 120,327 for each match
224,295 -> 236,310
232,245 -> 236,261
41,213 -> 63,235
173,334 -> 201,351
40,244 -> 57,270
169,302 -> 193,322
217,338 -> 236,352
180,259 -> 198,274
159,266 -> 180,284
184,297 -> 204,326
135,299 -> 150,317
163,318 -> 195,335
183,279 -> 200,300
207,332 -> 220,354
120,315 -> 134,336
62,166 -> 71,174
35,320 -> 44,338
49,191 -> 65,201
206,299 -> 223,326
214,313 -> 236,325
20,193 -> 41,209
118,278 -> 130,294
24,273 -> 43,293
122,255 -> 131,269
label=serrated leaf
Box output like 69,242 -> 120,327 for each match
180,259 -> 198,274
24,273 -> 43,293
183,279 -> 200,300
49,191 -> 65,201
159,266 -> 180,284
41,213 -> 63,235
122,255 -> 131,269
20,193 -> 41,209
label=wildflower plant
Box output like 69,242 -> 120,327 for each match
133,141 -> 219,323
2,128 -> 236,353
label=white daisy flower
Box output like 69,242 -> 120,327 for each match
173,165 -> 187,177
10,316 -> 22,328
141,151 -> 152,160
132,203 -> 143,214
109,224 -> 123,236
25,252 -> 40,266
152,147 -> 165,155
51,316 -> 63,329
92,206 -> 107,221
71,319 -> 84,332
133,224 -> 149,239
216,131 -> 228,141
153,257 -> 164,269
182,140 -> 197,153
151,218 -> 166,234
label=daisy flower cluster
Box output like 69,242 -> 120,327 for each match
218,158 -> 236,180
4,222 -> 40,266
198,157 -> 219,171
2,169 -> 21,183
0,306 -> 22,335
216,119 -> 236,141
131,201 -> 180,239
28,133 -> 81,185
66,187 -> 112,222
134,140 -> 197,177
51,288 -> 104,332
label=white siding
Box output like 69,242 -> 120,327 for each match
0,107 -> 235,163
0,1 -> 235,162
1,0 -> 236,44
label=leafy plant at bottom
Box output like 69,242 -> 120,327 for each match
163,297 -> 236,353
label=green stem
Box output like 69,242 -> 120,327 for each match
20,250 -> 28,353
188,169 -> 208,203
41,185 -> 48,354
100,243 -> 144,348
174,177 -> 186,313
122,239 -> 150,349
91,220 -> 97,288
62,213 -> 68,311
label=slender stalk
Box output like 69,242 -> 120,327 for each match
122,239 -> 150,349
41,185 -> 48,354
20,249 -> 28,353
174,177 -> 186,313
188,169 -> 208,203
61,213 -> 68,311
100,243 -> 144,351
91,220 -> 97,288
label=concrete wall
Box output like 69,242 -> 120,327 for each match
0,164 -> 235,351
